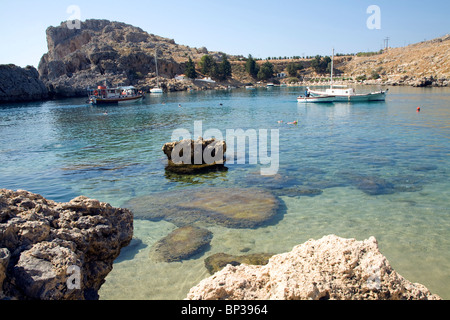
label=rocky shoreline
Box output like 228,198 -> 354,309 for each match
1,188 -> 443,300
0,189 -> 133,300
187,235 -> 441,300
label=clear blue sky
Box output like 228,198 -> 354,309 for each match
1,0 -> 449,68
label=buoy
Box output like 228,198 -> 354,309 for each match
417,107 -> 421,112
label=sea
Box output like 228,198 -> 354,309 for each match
0,85 -> 449,300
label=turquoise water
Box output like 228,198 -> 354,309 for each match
1,86 -> 449,299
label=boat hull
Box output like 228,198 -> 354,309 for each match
297,96 -> 336,103
307,89 -> 388,103
90,95 -> 144,105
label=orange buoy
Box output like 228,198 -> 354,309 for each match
417,107 -> 421,112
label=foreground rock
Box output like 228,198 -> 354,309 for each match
187,235 -> 441,300
0,65 -> 48,103
0,189 -> 133,300
125,187 -> 280,229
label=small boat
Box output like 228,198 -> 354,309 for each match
300,48 -> 388,103
88,86 -> 144,105
267,83 -> 274,87
150,48 -> 163,94
297,95 -> 336,103
245,85 -> 256,90
307,87 -> 388,102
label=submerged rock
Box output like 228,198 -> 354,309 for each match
187,235 -> 441,300
204,252 -> 274,275
150,226 -> 213,262
125,187 -> 280,229
0,189 -> 133,300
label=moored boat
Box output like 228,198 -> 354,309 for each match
297,95 -> 336,103
301,48 -> 389,103
88,86 -> 144,105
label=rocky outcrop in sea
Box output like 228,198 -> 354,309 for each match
0,189 -> 133,300
0,65 -> 48,103
187,235 -> 441,300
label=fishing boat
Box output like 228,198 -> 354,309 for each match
88,86 -> 144,105
297,95 -> 336,103
300,48 -> 388,102
150,48 -> 164,94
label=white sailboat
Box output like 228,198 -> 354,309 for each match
298,48 -> 388,103
150,48 -> 164,94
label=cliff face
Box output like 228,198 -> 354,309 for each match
0,65 -> 48,103
38,19 -> 228,97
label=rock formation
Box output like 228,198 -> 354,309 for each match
149,226 -> 213,263
187,235 -> 441,300
162,138 -> 227,174
37,19 -> 236,98
0,189 -> 133,300
0,64 -> 49,103
124,187 -> 280,229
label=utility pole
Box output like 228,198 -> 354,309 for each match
384,37 -> 390,51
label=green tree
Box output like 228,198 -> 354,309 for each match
311,55 -> 332,74
286,62 -> 304,77
257,61 -> 274,81
217,54 -> 232,80
199,55 -> 215,75
245,55 -> 259,78
184,57 -> 197,79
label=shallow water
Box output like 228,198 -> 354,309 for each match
0,86 -> 449,299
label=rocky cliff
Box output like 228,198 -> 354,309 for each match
187,235 -> 441,300
38,19 -> 231,97
0,65 -> 48,103
0,189 -> 133,300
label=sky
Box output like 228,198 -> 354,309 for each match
0,0 -> 449,68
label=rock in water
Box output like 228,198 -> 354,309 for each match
0,189 -> 133,300
187,235 -> 441,300
0,65 -> 49,103
162,138 -> 227,174
204,253 -> 274,275
150,226 -> 212,262
124,187 -> 280,229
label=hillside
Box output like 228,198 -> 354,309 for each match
340,34 -> 450,87
38,19 -> 239,97
37,19 -> 449,98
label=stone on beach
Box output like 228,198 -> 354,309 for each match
187,235 -> 441,300
0,189 -> 133,300
124,187 -> 280,229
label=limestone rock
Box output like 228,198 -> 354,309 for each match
162,138 -> 227,174
0,189 -> 133,300
150,226 -> 213,263
187,235 -> 441,300
0,65 -> 49,103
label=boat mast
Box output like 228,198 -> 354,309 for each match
330,48 -> 334,89
155,48 -> 160,88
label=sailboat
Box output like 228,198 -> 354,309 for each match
150,48 -> 164,94
298,48 -> 388,103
